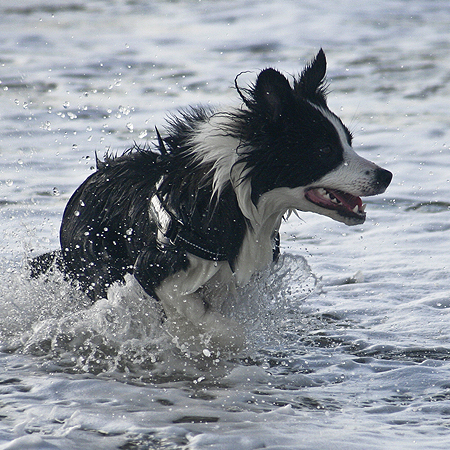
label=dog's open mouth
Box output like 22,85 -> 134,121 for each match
305,187 -> 366,219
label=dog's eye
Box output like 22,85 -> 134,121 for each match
319,145 -> 332,156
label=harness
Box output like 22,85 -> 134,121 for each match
149,190 -> 229,261
149,186 -> 280,264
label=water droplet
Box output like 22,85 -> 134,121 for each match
42,121 -> 52,131
126,228 -> 133,236
138,130 -> 148,139
108,79 -> 122,89
119,105 -> 131,115
5,179 -> 13,187
52,187 -> 60,196
126,122 -> 134,132
74,210 -> 80,216
63,101 -> 70,109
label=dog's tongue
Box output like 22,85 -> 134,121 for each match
305,187 -> 365,216
329,189 -> 363,210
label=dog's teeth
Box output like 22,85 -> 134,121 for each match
317,188 -> 341,204
361,204 -> 366,212
353,205 -> 359,214
328,193 -> 340,204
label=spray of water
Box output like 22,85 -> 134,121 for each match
0,253 -> 317,381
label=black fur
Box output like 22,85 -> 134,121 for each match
58,109 -> 249,300
231,50 -> 351,204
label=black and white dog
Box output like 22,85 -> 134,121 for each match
32,50 -> 391,349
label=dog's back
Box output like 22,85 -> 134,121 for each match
59,149 -> 161,299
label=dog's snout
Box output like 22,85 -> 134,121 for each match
375,167 -> 392,190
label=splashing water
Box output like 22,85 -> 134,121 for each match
0,254 -> 317,382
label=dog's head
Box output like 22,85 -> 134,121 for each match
236,49 -> 392,226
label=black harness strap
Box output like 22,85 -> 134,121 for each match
149,186 -> 280,264
149,191 -> 228,261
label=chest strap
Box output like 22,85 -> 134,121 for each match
149,191 -> 228,261
149,190 -> 280,264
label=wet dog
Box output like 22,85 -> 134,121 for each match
31,50 -> 392,350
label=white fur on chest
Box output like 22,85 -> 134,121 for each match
233,215 -> 281,286
185,113 -> 293,288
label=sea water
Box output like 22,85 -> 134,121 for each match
1,0 -> 450,448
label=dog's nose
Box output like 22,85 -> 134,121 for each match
375,167 -> 393,190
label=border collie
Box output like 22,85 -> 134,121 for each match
31,50 -> 392,350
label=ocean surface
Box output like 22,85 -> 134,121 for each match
1,0 -> 450,448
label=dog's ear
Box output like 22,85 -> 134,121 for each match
253,68 -> 294,122
295,49 -> 328,106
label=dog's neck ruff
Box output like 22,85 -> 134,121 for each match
149,187 -> 229,262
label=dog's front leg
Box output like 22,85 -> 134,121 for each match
155,263 -> 245,353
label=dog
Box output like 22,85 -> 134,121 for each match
31,50 -> 392,351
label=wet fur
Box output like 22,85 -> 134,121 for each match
31,50 -> 392,350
